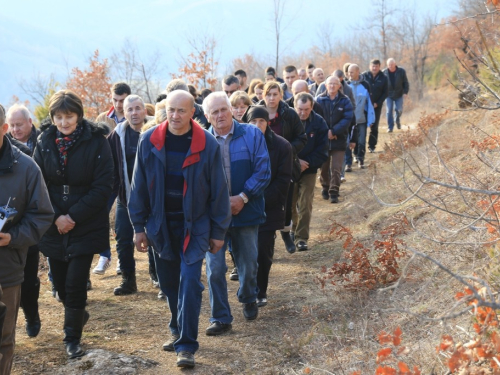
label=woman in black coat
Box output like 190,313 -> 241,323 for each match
33,90 -> 113,359
256,81 -> 306,254
246,106 -> 292,307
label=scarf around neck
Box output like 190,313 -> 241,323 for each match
55,123 -> 84,174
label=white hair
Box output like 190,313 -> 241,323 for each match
387,58 -> 396,65
203,92 -> 231,114
6,103 -> 31,122
124,95 -> 145,109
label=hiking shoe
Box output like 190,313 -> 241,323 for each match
397,123 -> 401,129
243,302 -> 258,321
341,177 -> 346,183
321,189 -> 329,200
354,158 -> 359,164
25,313 -> 41,338
387,128 -> 393,133
330,196 -> 339,204
345,165 -> 352,172
92,256 -> 111,275
297,241 -> 308,251
158,290 -> 166,300
162,333 -> 180,351
359,163 -> 365,169
229,267 -> 239,281
206,321 -> 232,336
369,147 -> 375,153
113,271 -> 137,296
257,298 -> 268,307
116,258 -> 122,275
177,351 -> 195,368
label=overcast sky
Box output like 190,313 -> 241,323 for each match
0,0 -> 449,106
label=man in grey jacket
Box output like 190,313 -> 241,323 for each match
0,104 -> 54,374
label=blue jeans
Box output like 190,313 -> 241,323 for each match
154,220 -> 204,354
354,122 -> 367,164
206,225 -> 259,324
386,97 -> 404,130
115,200 -> 135,273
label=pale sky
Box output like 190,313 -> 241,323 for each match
0,0 -> 449,106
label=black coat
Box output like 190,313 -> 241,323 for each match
33,119 -> 114,261
362,71 -> 389,107
259,127 -> 292,232
315,92 -> 354,151
297,111 -> 329,175
383,66 -> 409,99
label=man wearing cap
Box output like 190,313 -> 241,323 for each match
246,106 -> 292,307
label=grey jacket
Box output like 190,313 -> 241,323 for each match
0,136 -> 54,287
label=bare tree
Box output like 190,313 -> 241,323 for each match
18,73 -> 58,106
272,0 -> 286,72
363,0 -> 398,62
110,39 -> 165,103
316,20 -> 335,56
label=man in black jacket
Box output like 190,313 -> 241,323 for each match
0,103 -> 53,374
383,58 -> 409,132
291,93 -> 328,250
6,104 -> 43,338
362,59 -> 388,152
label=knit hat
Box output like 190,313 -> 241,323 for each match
246,106 -> 269,123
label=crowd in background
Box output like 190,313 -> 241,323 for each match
0,57 -> 409,372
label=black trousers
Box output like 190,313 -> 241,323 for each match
21,246 -> 40,321
257,230 -> 276,299
368,104 -> 384,150
48,254 -> 94,309
0,285 -> 5,349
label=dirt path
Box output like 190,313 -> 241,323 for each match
12,125 -> 409,375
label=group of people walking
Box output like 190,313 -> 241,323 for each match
0,57 -> 409,372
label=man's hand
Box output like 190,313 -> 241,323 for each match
327,130 -> 337,140
134,232 -> 149,253
0,232 -> 11,247
299,159 -> 309,172
55,215 -> 75,235
373,103 -> 378,108
349,142 -> 356,150
209,238 -> 224,254
230,195 -> 245,216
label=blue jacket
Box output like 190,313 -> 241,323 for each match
315,92 -> 354,151
348,78 -> 375,126
128,119 -> 231,265
209,120 -> 271,228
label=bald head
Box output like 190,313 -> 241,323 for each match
348,64 -> 360,81
165,90 -> 195,135
312,68 -> 325,84
291,80 -> 310,96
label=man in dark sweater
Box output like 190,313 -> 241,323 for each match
362,59 -> 388,152
291,93 -> 328,250
383,58 -> 409,132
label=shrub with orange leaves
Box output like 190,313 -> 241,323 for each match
351,327 -> 421,375
318,215 -> 409,290
436,287 -> 500,373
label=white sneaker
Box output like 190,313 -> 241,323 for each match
116,258 -> 122,275
92,256 -> 111,275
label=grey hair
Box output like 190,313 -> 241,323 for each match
6,103 -> 31,122
203,92 -> 231,114
387,58 -> 396,65
312,68 -> 324,76
165,79 -> 189,94
124,95 -> 145,109
0,104 -> 5,125
326,75 -> 341,84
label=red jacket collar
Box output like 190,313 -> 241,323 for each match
106,106 -> 115,117
150,119 -> 206,153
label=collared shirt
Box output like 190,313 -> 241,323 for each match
213,123 -> 234,195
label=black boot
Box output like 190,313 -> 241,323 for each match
21,280 -> 41,337
63,307 -> 86,359
113,271 -> 137,296
281,231 -> 296,254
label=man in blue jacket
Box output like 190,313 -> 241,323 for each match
347,64 -> 375,169
316,76 -> 354,203
292,93 -> 328,250
128,91 -> 231,369
204,92 -> 271,334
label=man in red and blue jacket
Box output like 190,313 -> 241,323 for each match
128,91 -> 231,369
